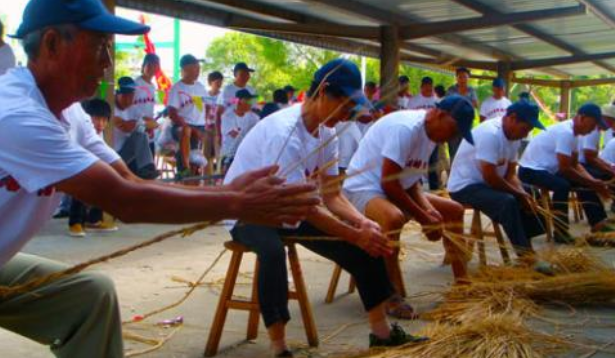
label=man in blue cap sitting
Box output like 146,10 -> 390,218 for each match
225,59 -> 428,357
519,103 -> 613,243
0,1 -> 318,357
343,95 -> 474,314
448,100 -> 553,273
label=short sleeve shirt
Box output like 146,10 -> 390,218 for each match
448,117 -> 520,193
168,81 -> 207,126
479,96 -> 511,120
446,84 -> 478,105
220,110 -> 260,158
600,137 -> 615,164
343,110 -> 435,195
578,128 -> 601,164
335,121 -> 363,169
112,105 -> 140,151
217,83 -> 257,114
0,68 -> 116,268
224,104 -> 339,187
519,120 -> 577,174
406,94 -> 437,110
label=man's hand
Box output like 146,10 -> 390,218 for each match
354,220 -> 393,257
420,210 -> 443,242
231,166 -> 320,227
518,192 -> 536,212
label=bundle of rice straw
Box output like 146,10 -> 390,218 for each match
539,247 -> 610,274
347,314 -> 568,358
583,232 -> 615,247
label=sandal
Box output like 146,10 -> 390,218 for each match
386,295 -> 419,320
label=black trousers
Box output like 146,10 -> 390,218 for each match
68,199 -> 103,226
230,222 -> 394,328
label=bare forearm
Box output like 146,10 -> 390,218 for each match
324,194 -> 363,227
561,166 -> 599,187
384,183 -> 429,222
306,206 -> 358,243
588,157 -> 615,177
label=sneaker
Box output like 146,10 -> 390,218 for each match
85,221 -> 119,233
533,260 -> 555,276
369,323 -> 429,348
69,224 -> 86,237
554,233 -> 576,245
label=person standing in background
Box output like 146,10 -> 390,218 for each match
446,67 -> 478,160
133,53 -> 161,157
204,71 -> 224,175
397,75 -> 412,110
0,20 -> 16,76
480,78 -> 512,122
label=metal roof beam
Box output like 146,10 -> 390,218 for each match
401,6 -> 586,39
577,0 -> 615,29
401,55 -> 497,70
450,0 -> 615,74
202,0 -> 317,23
511,51 -> 615,70
229,20 -> 380,39
299,0 -> 407,25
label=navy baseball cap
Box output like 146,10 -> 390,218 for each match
578,103 -> 608,130
421,77 -> 433,85
436,95 -> 475,145
314,58 -> 369,107
234,62 -> 255,73
506,101 -> 545,130
13,0 -> 150,39
284,85 -> 296,92
180,54 -> 202,68
399,75 -> 410,84
235,89 -> 257,100
116,76 -> 136,94
493,78 -> 506,88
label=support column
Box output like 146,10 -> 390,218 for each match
496,61 -> 513,97
379,26 -> 400,107
560,80 -> 571,118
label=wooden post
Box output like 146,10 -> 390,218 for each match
102,0 -> 116,145
496,61 -> 513,97
560,80 -> 571,118
379,26 -> 400,107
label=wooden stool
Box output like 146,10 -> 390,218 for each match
538,188 -> 555,242
204,241 -> 318,357
325,264 -> 356,304
467,207 -> 511,266
570,191 -> 585,223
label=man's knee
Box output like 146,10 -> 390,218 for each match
501,193 -> 520,212
80,272 -> 117,300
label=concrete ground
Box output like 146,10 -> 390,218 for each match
2,212 -> 615,358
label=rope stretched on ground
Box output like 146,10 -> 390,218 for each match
0,221 -> 214,298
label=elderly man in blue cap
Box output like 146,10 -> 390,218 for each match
225,59 -> 429,357
519,103 -> 613,243
0,1 -> 319,357
448,101 -> 553,273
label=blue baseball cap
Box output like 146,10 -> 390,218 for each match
578,103 -> 608,130
142,53 -> 160,66
180,54 -> 202,69
234,62 -> 255,73
506,100 -> 545,130
314,59 -> 369,107
421,76 -> 433,85
13,0 -> 150,39
116,76 -> 136,95
492,78 -> 506,88
235,89 -> 257,100
436,95 -> 475,145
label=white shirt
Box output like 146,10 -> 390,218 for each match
397,94 -> 411,110
0,68 -> 119,268
343,110 -> 435,195
168,80 -> 207,126
578,129 -> 601,164
335,121 -> 363,169
604,129 -> 613,148
224,104 -> 339,186
356,121 -> 374,136
519,120 -> 578,174
448,117 -> 520,193
406,94 -> 437,110
480,96 -> 512,120
112,105 -> 140,151
217,83 -> 256,113
0,44 -> 16,76
133,76 -> 157,120
204,91 -> 220,130
600,138 -> 615,165
220,110 -> 259,158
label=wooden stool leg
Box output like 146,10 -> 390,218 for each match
287,244 -> 319,347
472,210 -> 486,266
493,223 -> 511,265
325,264 -> 342,304
540,189 -> 554,243
246,260 -> 260,340
571,192 -> 581,222
205,250 -> 243,357
348,277 -> 356,294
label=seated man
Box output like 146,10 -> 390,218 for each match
518,104 -> 612,243
343,95 -> 475,316
448,101 -> 552,272
168,54 -> 208,178
112,76 -> 158,179
225,59 -> 427,357
578,104 -> 615,211
220,89 -> 259,174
